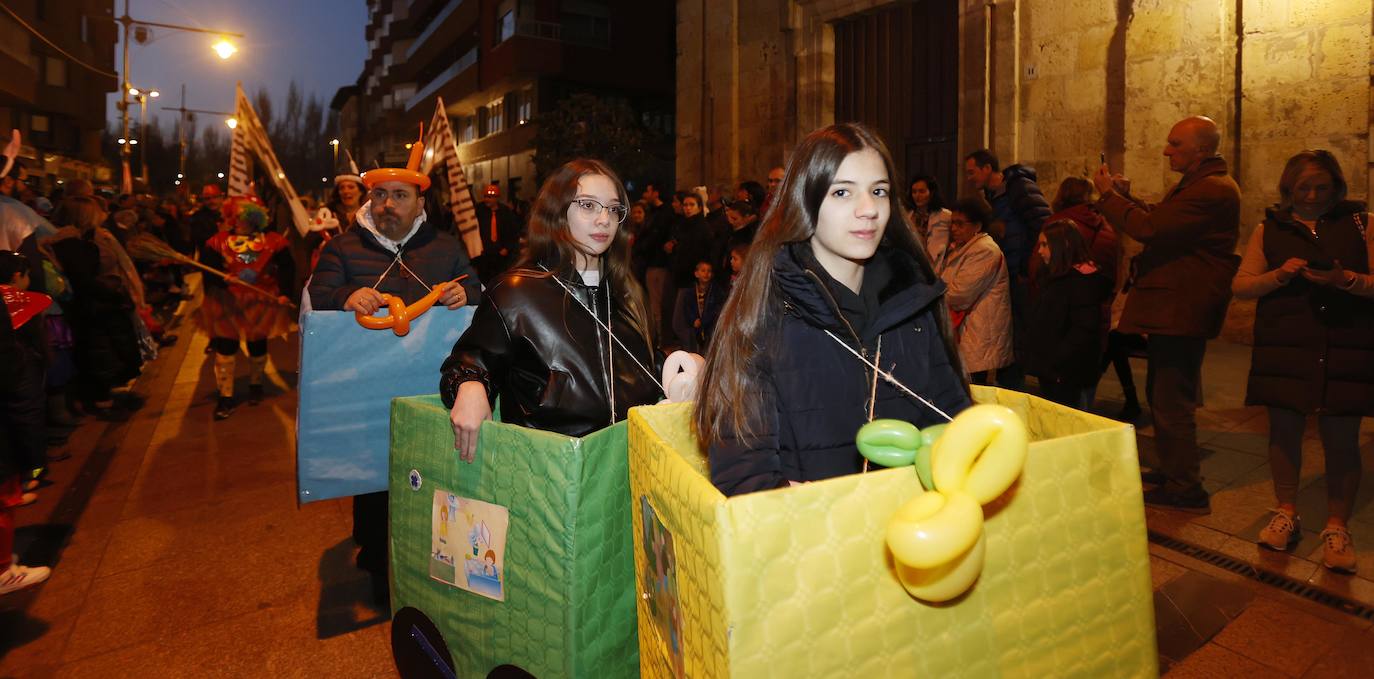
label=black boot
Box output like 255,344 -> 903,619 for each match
214,396 -> 236,420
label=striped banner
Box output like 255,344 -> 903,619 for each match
228,83 -> 312,237
421,97 -> 483,259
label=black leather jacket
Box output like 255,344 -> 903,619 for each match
439,266 -> 662,437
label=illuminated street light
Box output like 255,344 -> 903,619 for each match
149,90 -> 160,98
128,87 -> 140,96
117,138 -> 127,144
212,40 -> 237,60
277,171 -> 285,179
128,139 -> 139,145
217,172 -> 225,179
177,173 -> 184,179
225,117 -> 238,130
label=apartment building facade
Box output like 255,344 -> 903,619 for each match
335,0 -> 674,205
0,0 -> 119,189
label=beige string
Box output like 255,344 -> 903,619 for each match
862,336 -> 882,473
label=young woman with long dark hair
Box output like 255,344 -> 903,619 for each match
696,123 -> 971,496
441,159 -> 661,460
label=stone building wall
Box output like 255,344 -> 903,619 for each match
677,0 -> 1371,243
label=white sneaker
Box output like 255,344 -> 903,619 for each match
0,563 -> 52,595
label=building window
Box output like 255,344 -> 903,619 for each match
45,57 -> 66,87
81,16 -> 89,43
31,114 -> 50,133
487,97 -> 505,136
515,87 -> 533,125
458,116 -> 476,144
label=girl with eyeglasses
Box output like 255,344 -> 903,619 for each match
441,158 -> 662,461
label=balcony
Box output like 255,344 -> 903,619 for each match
401,0 -> 478,82
405,46 -> 477,111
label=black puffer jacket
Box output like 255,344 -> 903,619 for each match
1025,268 -> 1112,388
439,266 -> 662,437
308,221 -> 481,309
709,244 -> 972,496
987,164 -> 1052,277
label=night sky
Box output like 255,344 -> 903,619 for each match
105,0 -> 368,131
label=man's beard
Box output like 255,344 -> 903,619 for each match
375,210 -> 410,240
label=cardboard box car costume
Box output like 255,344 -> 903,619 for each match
628,388 -> 1157,679
388,396 -> 639,679
384,386 -> 1154,678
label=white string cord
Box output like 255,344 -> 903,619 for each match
544,269 -> 665,393
822,329 -> 954,422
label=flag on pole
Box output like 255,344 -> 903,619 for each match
421,97 -> 483,259
227,82 -> 312,237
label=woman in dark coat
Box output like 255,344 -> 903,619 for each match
1234,150 -> 1374,574
1025,220 -> 1112,408
46,196 -> 142,411
696,123 -> 970,497
442,159 -> 662,460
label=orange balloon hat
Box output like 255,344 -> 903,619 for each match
361,122 -> 430,192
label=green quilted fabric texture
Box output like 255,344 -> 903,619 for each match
389,395 -> 639,678
628,388 -> 1157,678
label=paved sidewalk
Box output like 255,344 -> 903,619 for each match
1093,339 -> 1374,677
0,319 -> 394,678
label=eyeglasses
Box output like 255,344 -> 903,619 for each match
369,188 -> 416,203
570,197 -> 628,223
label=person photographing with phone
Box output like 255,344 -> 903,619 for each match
1092,115 -> 1241,514
1233,150 -> 1374,574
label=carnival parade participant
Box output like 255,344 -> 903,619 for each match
1234,150 -> 1374,573
695,123 -> 971,496
442,158 -> 662,461
200,196 -> 295,421
308,132 -> 480,604
303,164 -> 366,273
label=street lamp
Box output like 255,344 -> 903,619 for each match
225,117 -> 238,130
330,138 -> 339,167
112,0 -> 244,191
128,84 -> 160,185
212,40 -> 237,60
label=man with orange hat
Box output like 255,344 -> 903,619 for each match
307,130 -> 480,604
473,182 -> 521,282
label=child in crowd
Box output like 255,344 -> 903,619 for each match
672,260 -> 726,353
1,254 -> 53,595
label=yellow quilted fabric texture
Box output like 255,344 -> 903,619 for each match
629,387 -> 1156,678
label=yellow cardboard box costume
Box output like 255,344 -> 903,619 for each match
628,387 -> 1156,678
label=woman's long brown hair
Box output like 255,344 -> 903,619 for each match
515,158 -> 654,349
694,123 -> 967,449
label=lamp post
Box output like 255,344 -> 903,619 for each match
114,0 -> 243,192
128,86 -> 159,185
160,85 -> 235,183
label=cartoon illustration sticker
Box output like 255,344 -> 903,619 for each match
430,489 -> 509,601
640,495 -> 684,678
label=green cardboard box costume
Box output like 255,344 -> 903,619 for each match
388,395 -> 639,678
388,387 -> 1155,678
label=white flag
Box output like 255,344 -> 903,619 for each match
227,83 -> 312,237
423,97 -> 483,259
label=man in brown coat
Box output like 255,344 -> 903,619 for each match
1093,115 -> 1241,513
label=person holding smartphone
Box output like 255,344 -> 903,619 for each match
1233,150 -> 1374,574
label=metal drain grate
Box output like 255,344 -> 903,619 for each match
1148,530 -> 1374,622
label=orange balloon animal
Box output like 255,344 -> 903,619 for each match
355,280 -> 454,337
